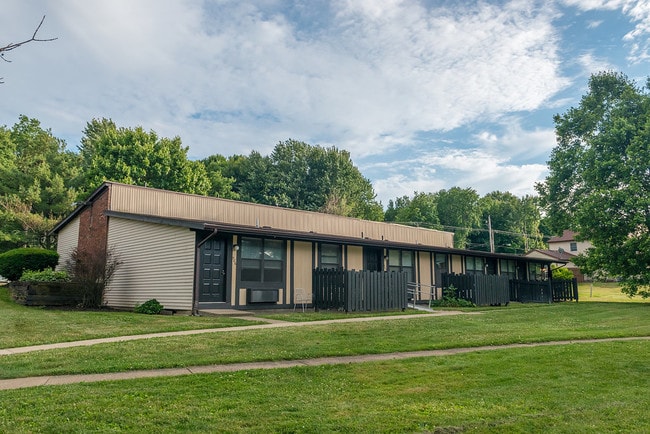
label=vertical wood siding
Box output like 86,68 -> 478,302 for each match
105,217 -> 195,310
108,183 -> 454,248
56,216 -> 80,270
292,241 -> 313,303
347,246 -> 363,270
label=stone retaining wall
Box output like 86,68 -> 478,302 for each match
8,282 -> 83,306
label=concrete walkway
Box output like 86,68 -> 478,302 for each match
2,310 -> 648,391
0,311 -> 478,356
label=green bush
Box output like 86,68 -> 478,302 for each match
20,268 -> 71,283
429,285 -> 475,308
134,299 -> 164,315
552,266 -> 575,281
0,248 -> 59,281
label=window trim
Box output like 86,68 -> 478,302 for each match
465,256 -> 485,275
239,237 -> 286,286
388,249 -> 415,280
319,243 -> 342,269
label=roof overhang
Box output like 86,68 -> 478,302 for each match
103,213 -> 555,264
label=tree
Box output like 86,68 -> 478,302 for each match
383,192 -> 441,229
0,116 -> 79,250
469,192 -> 544,254
77,118 -> 211,197
435,187 -> 480,248
199,154 -> 238,199
1,16 -> 57,84
225,140 -> 383,221
537,71 -> 650,298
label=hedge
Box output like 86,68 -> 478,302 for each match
0,248 -> 59,281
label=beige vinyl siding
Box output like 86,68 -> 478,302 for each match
56,216 -> 80,270
450,254 -> 463,274
293,241 -> 313,303
105,217 -> 195,310
417,252 -> 433,299
108,183 -> 454,248
525,251 -> 554,260
347,246 -> 363,270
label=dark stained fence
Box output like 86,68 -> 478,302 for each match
509,278 -> 579,303
552,278 -> 579,302
510,279 -> 552,303
313,268 -> 408,312
313,268 -> 346,310
441,273 -> 510,306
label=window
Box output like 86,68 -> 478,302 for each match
570,242 -> 577,252
466,256 -> 484,275
434,253 -> 449,288
528,262 -> 547,281
240,237 -> 285,283
500,259 -> 516,279
388,250 -> 414,281
319,244 -> 342,269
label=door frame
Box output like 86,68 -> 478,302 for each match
193,230 -> 232,312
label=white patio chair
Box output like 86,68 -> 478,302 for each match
293,288 -> 308,312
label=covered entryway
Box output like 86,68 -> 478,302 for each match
199,237 -> 227,303
363,247 -> 383,272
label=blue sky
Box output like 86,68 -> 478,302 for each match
2,1 -> 649,205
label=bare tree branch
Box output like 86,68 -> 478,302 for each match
1,15 -> 57,83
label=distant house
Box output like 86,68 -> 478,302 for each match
548,230 -> 592,256
526,230 -> 592,282
52,182 -> 559,312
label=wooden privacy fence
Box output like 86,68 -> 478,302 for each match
510,278 -> 579,303
510,279 -> 552,303
441,273 -> 510,306
313,268 -> 408,312
552,279 -> 579,302
442,274 -> 579,305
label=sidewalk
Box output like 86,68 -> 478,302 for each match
0,310 -> 478,356
2,310 -> 648,391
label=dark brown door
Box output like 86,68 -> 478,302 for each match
363,247 -> 383,272
199,238 -> 226,302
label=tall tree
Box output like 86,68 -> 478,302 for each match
0,116 -> 79,250
77,118 -> 211,197
471,191 -> 543,254
537,71 -> 650,297
383,192 -> 440,229
199,154 -> 238,199
225,140 -> 383,221
435,187 -> 480,248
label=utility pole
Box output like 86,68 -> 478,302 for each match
488,215 -> 495,253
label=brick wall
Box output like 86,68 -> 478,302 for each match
77,187 -> 110,260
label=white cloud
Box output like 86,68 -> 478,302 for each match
473,120 -> 557,160
562,0 -> 650,62
367,141 -> 550,205
2,0 -> 568,158
576,51 -> 615,74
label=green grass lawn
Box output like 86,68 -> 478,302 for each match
0,287 -> 265,349
1,285 -> 649,432
1,341 -> 647,433
1,302 -> 648,379
579,281 -> 648,302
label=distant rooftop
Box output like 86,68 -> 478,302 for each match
548,230 -> 578,243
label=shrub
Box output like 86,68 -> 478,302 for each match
64,247 -> 121,309
552,266 -> 575,281
429,285 -> 475,308
20,268 -> 71,282
134,299 -> 164,315
0,248 -> 59,281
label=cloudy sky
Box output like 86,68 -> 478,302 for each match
2,0 -> 649,205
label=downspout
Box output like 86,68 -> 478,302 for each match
193,228 -> 219,316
